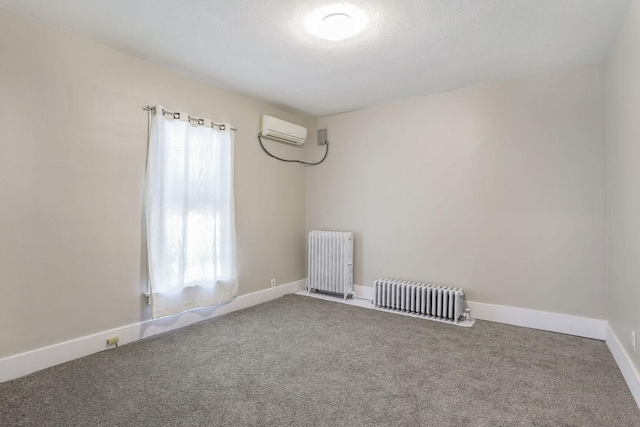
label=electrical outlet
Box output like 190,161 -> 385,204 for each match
633,331 -> 636,352
271,279 -> 276,288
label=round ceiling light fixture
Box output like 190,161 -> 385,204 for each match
305,4 -> 368,41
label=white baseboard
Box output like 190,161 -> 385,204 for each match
354,285 -> 606,340
0,279 -> 306,383
354,284 -> 374,300
466,301 -> 606,340
606,325 -> 640,409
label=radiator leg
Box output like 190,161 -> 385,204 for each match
344,290 -> 355,301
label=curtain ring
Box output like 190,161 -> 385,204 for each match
173,112 -> 180,119
219,124 -> 226,130
198,119 -> 205,125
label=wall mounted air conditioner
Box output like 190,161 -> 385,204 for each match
260,115 -> 307,146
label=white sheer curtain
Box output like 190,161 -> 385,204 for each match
146,106 -> 238,318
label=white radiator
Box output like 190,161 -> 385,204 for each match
307,230 -> 354,299
374,278 -> 466,323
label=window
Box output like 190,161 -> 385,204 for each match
145,106 -> 238,318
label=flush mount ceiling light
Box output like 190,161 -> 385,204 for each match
305,4 -> 368,41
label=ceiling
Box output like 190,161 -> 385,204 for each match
0,0 -> 631,117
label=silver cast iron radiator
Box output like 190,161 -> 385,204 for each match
374,278 -> 465,323
307,230 -> 354,300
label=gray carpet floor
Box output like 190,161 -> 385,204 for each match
1,295 -> 639,426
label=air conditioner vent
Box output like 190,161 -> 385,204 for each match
260,115 -> 307,146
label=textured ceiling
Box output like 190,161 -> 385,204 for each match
0,0 -> 630,117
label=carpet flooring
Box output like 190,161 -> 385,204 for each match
1,294 -> 639,426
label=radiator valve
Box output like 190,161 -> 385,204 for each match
462,308 -> 472,321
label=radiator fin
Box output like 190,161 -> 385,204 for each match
374,278 -> 465,323
308,231 -> 354,299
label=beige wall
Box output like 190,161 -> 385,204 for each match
606,0 -> 640,373
0,10 -> 309,359
0,6 -> 618,361
306,64 -> 607,318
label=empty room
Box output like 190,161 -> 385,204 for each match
1,0 -> 639,425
